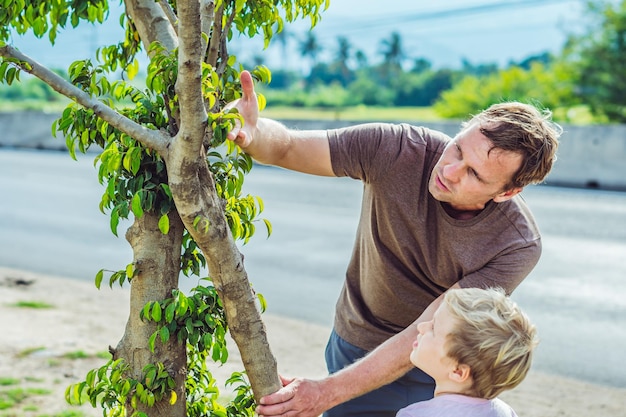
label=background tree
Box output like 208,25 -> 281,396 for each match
565,0 -> 626,122
299,31 -> 322,75
0,0 -> 329,416
433,61 -> 577,119
379,31 -> 405,82
333,35 -> 354,85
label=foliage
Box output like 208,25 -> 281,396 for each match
0,71 -> 65,102
66,282 -> 261,416
433,61 -> 578,119
565,0 -> 626,122
1,0 -> 329,415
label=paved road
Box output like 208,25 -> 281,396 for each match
1,148 -> 625,388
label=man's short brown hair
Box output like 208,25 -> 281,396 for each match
463,102 -> 562,190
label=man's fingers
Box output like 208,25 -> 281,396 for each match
240,70 -> 255,99
227,129 -> 248,146
279,375 -> 295,387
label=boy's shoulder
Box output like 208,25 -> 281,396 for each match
397,395 -> 518,417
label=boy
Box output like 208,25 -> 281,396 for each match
398,287 -> 537,417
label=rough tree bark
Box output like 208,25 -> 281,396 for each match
114,211 -> 187,416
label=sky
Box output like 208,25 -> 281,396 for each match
6,0 -> 604,71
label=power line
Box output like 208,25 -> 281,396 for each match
314,0 -> 580,34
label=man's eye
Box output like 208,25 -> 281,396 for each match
470,169 -> 481,181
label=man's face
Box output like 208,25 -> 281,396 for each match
428,123 -> 523,213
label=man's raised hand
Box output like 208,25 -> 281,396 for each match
226,70 -> 259,149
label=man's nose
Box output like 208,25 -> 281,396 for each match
443,162 -> 463,182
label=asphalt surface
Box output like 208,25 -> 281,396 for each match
1,148 -> 625,388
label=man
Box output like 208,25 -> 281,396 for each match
227,70 -> 561,417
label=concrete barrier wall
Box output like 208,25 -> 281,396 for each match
2,111 -> 625,191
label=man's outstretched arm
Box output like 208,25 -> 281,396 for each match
256,292 -> 448,417
227,70 -> 334,176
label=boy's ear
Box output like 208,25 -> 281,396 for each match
449,363 -> 471,383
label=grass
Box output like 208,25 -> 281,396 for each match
10,301 -> 54,309
0,386 -> 50,410
0,382 -> 88,417
17,347 -> 46,358
62,351 -> 89,360
0,379 -> 19,387
0,373 -> 91,416
261,105 -> 443,122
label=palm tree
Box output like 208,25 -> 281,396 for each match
354,49 -> 368,69
380,31 -> 405,70
273,25 -> 292,70
299,31 -> 322,70
334,36 -> 352,85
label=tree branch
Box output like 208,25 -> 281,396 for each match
175,0 -> 207,153
206,2 -> 224,67
158,0 -> 179,36
0,45 -> 169,153
124,0 -> 178,55
200,0 -> 215,59
216,6 -> 236,76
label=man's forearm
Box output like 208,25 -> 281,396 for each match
241,118 -> 334,176
320,293 -> 447,408
320,326 -> 418,409
241,118 -> 292,166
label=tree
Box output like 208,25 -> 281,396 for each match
379,31 -> 405,77
433,62 -> 577,119
566,0 -> 626,122
333,35 -> 353,85
0,0 -> 329,416
299,30 -> 322,65
299,30 -> 323,88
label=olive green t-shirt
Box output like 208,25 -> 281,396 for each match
328,122 -> 541,351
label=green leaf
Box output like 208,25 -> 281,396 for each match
151,302 -> 162,322
145,369 -> 156,388
95,269 -> 104,289
110,207 -> 120,236
257,93 -> 267,111
256,292 -> 267,313
158,213 -> 169,234
141,302 -> 152,321
257,218 -> 270,239
165,302 -> 176,322
125,263 -> 135,279
159,326 -> 170,344
127,58 -> 139,80
131,192 -> 144,218
148,332 -> 157,352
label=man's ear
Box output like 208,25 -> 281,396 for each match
449,363 -> 471,383
493,187 -> 523,203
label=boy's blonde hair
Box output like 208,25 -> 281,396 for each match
444,287 -> 538,399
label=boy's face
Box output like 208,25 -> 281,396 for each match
410,302 -> 458,381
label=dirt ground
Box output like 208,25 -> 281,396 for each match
1,267 -> 624,417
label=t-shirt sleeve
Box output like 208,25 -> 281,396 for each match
327,123 -> 395,181
327,123 -> 435,182
458,238 -> 542,295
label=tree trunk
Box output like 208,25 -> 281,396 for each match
114,210 -> 187,417
167,153 -> 282,401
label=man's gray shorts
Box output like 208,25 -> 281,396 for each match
323,329 -> 435,417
